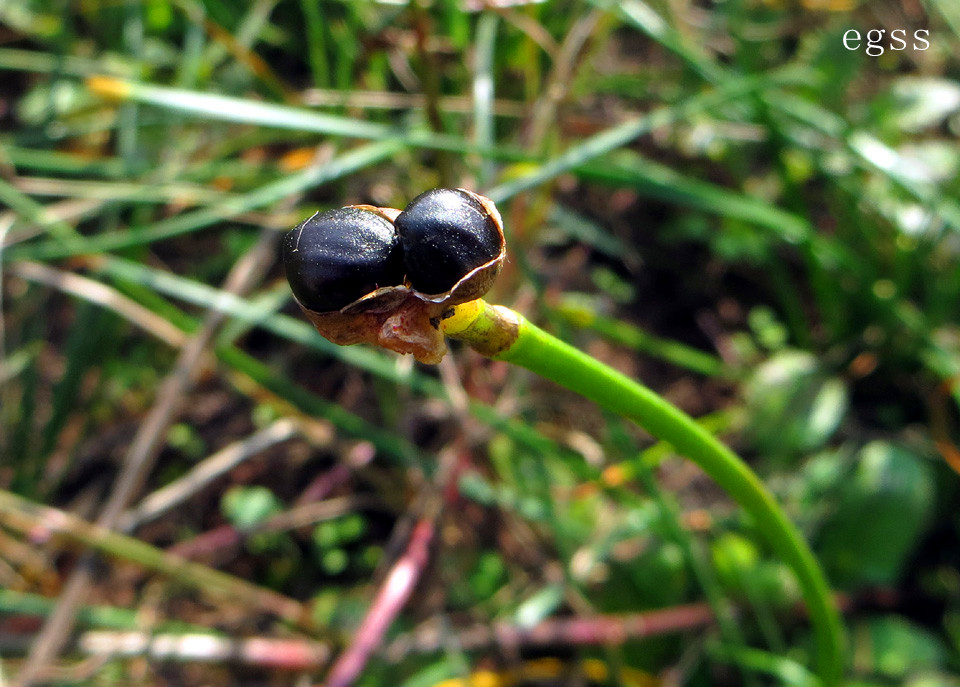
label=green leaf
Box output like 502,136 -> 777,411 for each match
398,658 -> 470,687
743,351 -> 849,459
627,541 -> 689,607
711,532 -> 760,592
852,616 -> 948,680
220,485 -> 283,531
513,584 -> 564,628
467,551 -> 507,601
817,442 -> 935,587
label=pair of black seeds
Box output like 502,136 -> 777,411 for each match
283,188 -> 501,313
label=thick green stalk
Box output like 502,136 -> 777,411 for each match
442,300 -> 843,686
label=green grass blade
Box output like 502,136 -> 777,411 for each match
576,152 -> 812,244
87,76 -> 389,139
0,589 -> 209,634
299,0 -> 330,90
473,12 -> 499,187
1,146 -> 131,177
484,69 -> 808,204
552,296 -> 732,378
6,139 -> 404,260
0,47 -> 132,77
595,0 -> 726,82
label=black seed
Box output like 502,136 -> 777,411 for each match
282,207 -> 404,312
396,188 -> 502,295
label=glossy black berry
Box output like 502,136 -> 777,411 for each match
282,207 -> 404,312
395,188 -> 503,295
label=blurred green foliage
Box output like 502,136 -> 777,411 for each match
1,0 -> 960,685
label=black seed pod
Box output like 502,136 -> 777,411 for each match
395,188 -> 503,295
282,207 -> 404,312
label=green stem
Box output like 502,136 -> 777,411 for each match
442,300 -> 844,686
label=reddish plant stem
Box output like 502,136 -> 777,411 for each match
321,517 -> 435,687
387,603 -> 717,659
167,524 -> 242,561
77,631 -> 330,669
494,603 -> 717,648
